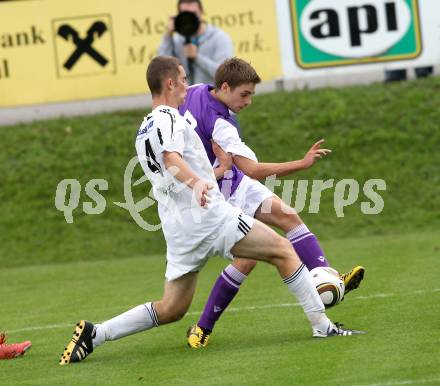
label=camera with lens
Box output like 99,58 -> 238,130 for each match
174,11 -> 200,43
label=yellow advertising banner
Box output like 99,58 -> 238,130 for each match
0,0 -> 281,107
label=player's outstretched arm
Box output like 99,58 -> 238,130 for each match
233,139 -> 331,180
163,151 -> 213,207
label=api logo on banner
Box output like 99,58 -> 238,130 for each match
290,0 -> 422,68
52,14 -> 116,78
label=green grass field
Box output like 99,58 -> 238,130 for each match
1,231 -> 439,385
1,77 -> 440,384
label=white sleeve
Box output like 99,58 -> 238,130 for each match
212,118 -> 258,161
158,111 -> 185,156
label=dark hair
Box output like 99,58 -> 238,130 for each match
146,56 -> 182,96
214,58 -> 261,90
177,0 -> 203,12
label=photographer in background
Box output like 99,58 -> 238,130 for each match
158,0 -> 233,85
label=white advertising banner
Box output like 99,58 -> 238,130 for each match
277,0 -> 439,79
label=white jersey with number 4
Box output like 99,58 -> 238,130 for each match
135,105 -> 252,280
135,105 -> 221,206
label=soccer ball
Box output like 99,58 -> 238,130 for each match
310,267 -> 345,308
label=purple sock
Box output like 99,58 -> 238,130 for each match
287,224 -> 330,270
198,264 -> 246,331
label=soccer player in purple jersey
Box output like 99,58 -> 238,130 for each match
179,58 -> 365,348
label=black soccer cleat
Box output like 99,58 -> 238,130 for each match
59,320 -> 94,365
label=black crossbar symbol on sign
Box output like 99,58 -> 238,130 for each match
58,21 -> 109,70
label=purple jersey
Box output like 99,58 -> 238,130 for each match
179,84 -> 244,197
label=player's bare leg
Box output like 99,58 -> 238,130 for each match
60,272 -> 198,364
231,258 -> 257,275
230,218 -> 303,276
154,272 -> 199,324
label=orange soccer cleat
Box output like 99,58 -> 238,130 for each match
0,332 -> 32,359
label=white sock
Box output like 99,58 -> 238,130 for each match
283,264 -> 331,333
93,302 -> 159,348
224,264 -> 247,284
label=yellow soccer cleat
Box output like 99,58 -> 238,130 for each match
340,266 -> 365,295
186,324 -> 211,348
59,320 -> 94,365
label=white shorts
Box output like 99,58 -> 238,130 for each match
227,175 -> 275,217
165,202 -> 254,281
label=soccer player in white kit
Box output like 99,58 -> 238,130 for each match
59,56 -> 363,365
